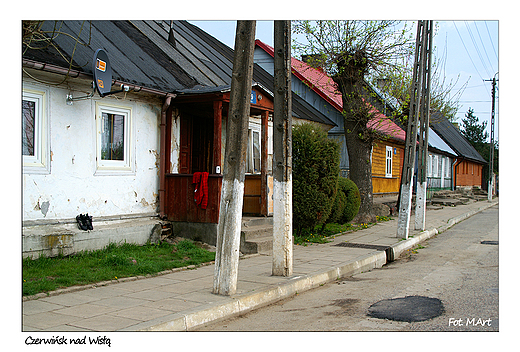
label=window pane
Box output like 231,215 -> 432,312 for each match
22,99 -> 35,156
101,113 -> 125,160
253,131 -> 260,173
246,129 -> 252,172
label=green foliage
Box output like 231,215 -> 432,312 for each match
461,108 -> 489,144
22,240 -> 215,296
292,123 -> 340,236
338,177 -> 361,223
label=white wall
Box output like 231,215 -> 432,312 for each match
23,80 -> 162,222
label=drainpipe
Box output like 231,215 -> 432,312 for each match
453,157 -> 465,191
159,94 -> 176,219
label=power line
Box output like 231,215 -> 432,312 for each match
484,21 -> 499,61
464,21 -> 492,78
474,21 -> 496,75
453,22 -> 485,82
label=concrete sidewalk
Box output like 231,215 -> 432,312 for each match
22,198 -> 498,332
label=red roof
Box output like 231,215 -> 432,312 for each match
255,39 -> 405,142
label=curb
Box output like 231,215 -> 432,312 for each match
390,200 -> 497,261
138,199 -> 498,331
136,251 -> 387,331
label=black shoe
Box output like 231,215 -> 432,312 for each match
76,214 -> 88,231
85,213 -> 93,230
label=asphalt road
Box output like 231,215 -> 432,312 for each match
197,205 -> 499,332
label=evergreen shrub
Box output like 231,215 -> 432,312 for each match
338,177 -> 361,223
292,123 -> 340,236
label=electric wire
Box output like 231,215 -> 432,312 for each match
453,21 -> 490,99
474,22 -> 496,76
464,21 -> 493,79
484,21 -> 499,61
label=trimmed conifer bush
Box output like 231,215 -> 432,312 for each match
292,123 -> 340,236
338,177 -> 361,223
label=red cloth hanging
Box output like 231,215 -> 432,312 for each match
192,172 -> 209,209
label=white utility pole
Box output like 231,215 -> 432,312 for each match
272,20 -> 293,276
397,20 -> 432,239
414,20 -> 433,231
213,21 -> 256,295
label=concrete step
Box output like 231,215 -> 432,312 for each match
240,235 -> 273,254
240,217 -> 273,254
241,224 -> 273,240
430,198 -> 463,206
242,216 -> 273,228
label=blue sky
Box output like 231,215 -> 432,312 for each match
190,20 -> 499,141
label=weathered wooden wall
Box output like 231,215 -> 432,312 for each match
165,174 -> 222,223
372,141 -> 403,195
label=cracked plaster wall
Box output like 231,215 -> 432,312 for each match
23,82 -> 162,221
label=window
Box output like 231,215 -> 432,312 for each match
246,124 -> 261,174
96,103 -> 133,174
427,154 -> 433,177
385,145 -> 392,178
23,87 -> 50,174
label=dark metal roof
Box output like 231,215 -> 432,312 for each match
22,20 -> 335,126
178,21 -> 335,126
430,112 -> 486,164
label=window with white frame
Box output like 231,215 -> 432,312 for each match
385,146 -> 392,178
246,124 -> 261,174
95,102 -> 133,174
23,87 -> 50,174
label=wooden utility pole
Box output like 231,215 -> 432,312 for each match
213,21 -> 256,296
397,20 -> 431,239
414,20 -> 433,231
272,20 -> 293,276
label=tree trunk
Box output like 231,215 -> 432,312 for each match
343,120 -> 376,224
334,51 -> 376,224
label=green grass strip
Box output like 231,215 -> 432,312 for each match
22,240 -> 215,296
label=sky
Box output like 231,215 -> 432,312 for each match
190,20 -> 499,141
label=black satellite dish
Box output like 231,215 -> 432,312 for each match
93,49 -> 125,97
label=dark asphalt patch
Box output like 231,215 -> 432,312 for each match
367,295 -> 444,322
480,240 -> 498,245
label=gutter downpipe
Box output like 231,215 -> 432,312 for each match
160,94 -> 176,219
453,157 -> 465,191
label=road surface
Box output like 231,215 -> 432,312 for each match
197,205 -> 499,332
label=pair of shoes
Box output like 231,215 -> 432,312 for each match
76,214 -> 93,231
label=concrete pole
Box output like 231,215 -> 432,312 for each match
414,20 -> 433,231
487,76 -> 496,202
213,21 -> 256,296
272,20 -> 293,277
397,21 -> 426,239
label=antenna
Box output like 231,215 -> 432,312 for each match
66,48 -> 128,104
93,49 -> 127,97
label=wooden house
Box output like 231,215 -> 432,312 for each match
22,20 -> 335,256
425,127 -> 458,192
254,40 -> 406,197
430,112 -> 487,189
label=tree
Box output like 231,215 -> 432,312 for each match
461,107 -> 489,144
460,107 -> 498,181
293,20 -> 414,223
372,23 -> 468,123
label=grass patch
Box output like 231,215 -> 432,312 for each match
22,240 -> 215,297
294,216 -> 393,246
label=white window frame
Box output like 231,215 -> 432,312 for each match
385,145 -> 393,178
23,86 -> 50,174
95,102 -> 134,175
246,122 -> 261,174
